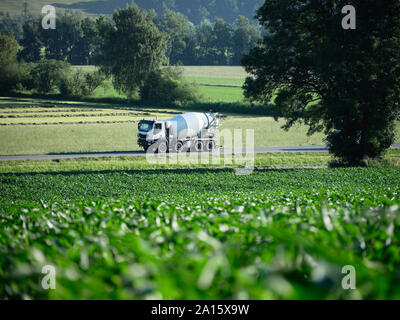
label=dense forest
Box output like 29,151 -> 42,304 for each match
53,0 -> 264,24
0,9 -> 261,66
0,4 -> 259,105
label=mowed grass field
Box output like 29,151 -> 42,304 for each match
0,101 -> 398,156
0,94 -> 333,155
73,65 -> 246,102
183,66 -> 246,102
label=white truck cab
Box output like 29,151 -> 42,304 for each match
137,112 -> 219,153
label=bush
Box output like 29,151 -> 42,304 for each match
0,61 -> 35,94
0,63 -> 24,92
0,32 -> 21,92
59,70 -> 106,97
140,67 -> 199,105
17,62 -> 36,91
0,32 -> 18,67
59,70 -> 86,97
0,30 -> 105,97
29,59 -> 70,94
84,71 -> 106,96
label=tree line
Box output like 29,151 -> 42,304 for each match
0,9 -> 260,66
54,0 -> 264,25
0,5 -> 201,105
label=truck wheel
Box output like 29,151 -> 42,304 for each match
147,144 -> 158,154
194,141 -> 204,152
205,140 -> 216,152
158,141 -> 168,153
175,141 -> 184,153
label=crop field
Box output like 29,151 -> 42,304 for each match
0,97 -> 336,156
1,167 -> 400,299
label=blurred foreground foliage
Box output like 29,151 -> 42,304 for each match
1,167 -> 400,299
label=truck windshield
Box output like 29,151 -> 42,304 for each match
139,122 -> 153,132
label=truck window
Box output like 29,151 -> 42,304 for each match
139,122 -> 153,132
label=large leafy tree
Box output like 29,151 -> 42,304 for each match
95,5 -> 167,97
213,18 -> 234,65
158,9 -> 193,65
41,13 -> 83,62
0,12 -> 24,42
243,0 -> 400,164
41,13 -> 97,65
69,17 -> 98,65
0,32 -> 22,92
19,19 -> 43,62
0,32 -> 18,67
232,16 -> 260,65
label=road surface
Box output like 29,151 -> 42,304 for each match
0,143 -> 399,161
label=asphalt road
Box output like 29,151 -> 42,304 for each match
1,143 -> 399,161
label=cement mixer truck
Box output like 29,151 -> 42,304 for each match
137,112 -> 220,153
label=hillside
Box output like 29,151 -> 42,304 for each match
52,0 -> 263,24
0,1 -> 85,16
0,1 -> 263,25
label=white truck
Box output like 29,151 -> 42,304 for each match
137,112 -> 220,153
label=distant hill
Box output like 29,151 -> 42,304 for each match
52,0 -> 264,24
0,1 -> 97,17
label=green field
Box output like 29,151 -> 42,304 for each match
1,166 -> 400,299
0,0 -> 89,16
0,96 -> 335,155
1,97 -> 399,156
182,66 -> 248,79
1,149 -> 400,173
198,85 -> 244,102
71,65 -> 248,103
185,77 -> 243,87
173,66 -> 248,103
0,119 -> 327,155
2,66 -> 400,300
